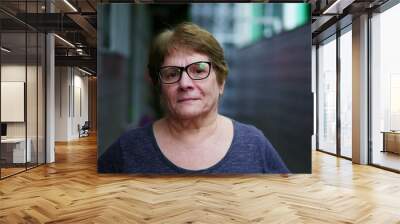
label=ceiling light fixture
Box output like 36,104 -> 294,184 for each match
78,67 -> 92,76
323,0 -> 341,14
63,0 -> 78,12
54,34 -> 75,48
322,0 -> 354,15
76,48 -> 84,55
1,47 -> 11,53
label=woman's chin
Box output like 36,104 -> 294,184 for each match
174,109 -> 204,120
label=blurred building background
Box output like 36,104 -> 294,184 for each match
190,3 -> 310,116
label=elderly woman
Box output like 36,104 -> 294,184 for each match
98,22 -> 289,174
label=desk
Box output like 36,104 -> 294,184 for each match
1,138 -> 31,163
382,131 -> 400,154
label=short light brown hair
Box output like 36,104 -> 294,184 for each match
148,22 -> 228,86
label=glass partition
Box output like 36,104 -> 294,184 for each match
0,1 -> 46,179
371,3 -> 400,171
339,28 -> 352,158
1,30 -> 28,177
317,36 -> 337,155
27,31 -> 38,169
38,32 -> 45,165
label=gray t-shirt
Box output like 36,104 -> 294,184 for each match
98,120 -> 289,174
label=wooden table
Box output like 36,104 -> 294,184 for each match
381,131 -> 400,154
1,138 -> 31,163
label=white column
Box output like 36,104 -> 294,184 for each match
46,1 -> 55,163
46,33 -> 55,163
352,14 -> 369,164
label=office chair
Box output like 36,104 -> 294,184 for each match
79,121 -> 90,138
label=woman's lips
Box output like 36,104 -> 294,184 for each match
177,98 -> 199,103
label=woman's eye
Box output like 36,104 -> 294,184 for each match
167,72 -> 178,78
195,69 -> 204,73
191,65 -> 206,74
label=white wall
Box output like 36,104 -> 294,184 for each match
55,67 -> 69,141
1,66 -> 26,131
71,71 -> 89,138
1,65 -> 40,137
55,67 -> 89,141
1,64 -> 46,164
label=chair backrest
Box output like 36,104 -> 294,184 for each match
82,121 -> 90,129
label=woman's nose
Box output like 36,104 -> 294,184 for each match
178,70 -> 194,89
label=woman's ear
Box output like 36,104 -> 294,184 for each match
219,80 -> 225,96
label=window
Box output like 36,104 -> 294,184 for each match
317,36 -> 337,154
371,2 -> 400,171
339,28 -> 352,158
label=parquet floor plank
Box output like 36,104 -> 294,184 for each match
0,134 -> 400,223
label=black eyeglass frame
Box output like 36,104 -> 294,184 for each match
158,61 -> 212,84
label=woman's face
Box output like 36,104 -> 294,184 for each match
160,48 -> 225,120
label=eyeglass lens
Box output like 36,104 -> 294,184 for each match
159,62 -> 210,83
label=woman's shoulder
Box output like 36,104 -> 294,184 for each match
117,123 -> 154,148
230,119 -> 290,173
98,123 -> 156,173
231,119 -> 275,148
232,119 -> 266,141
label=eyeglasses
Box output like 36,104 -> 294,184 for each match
158,61 -> 211,84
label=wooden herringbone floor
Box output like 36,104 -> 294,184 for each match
1,134 -> 400,223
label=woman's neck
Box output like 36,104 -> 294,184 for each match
164,113 -> 220,143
